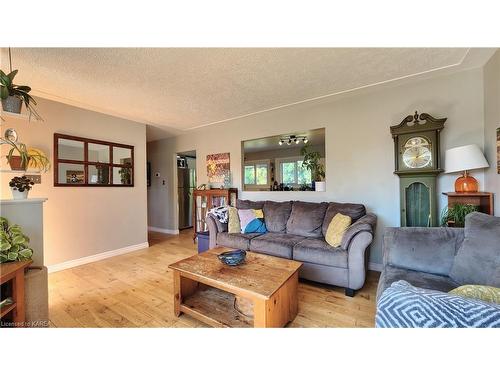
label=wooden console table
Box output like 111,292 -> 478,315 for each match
442,192 -> 494,215
0,260 -> 32,327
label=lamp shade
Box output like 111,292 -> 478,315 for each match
444,144 -> 489,173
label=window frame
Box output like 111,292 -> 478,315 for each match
276,156 -> 312,187
54,133 -> 134,187
243,159 -> 270,189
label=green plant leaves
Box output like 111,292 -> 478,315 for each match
0,216 -> 33,263
7,69 -> 18,82
11,235 -> 27,245
0,241 -> 11,251
7,252 -> 18,261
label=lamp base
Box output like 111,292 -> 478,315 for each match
454,172 -> 478,193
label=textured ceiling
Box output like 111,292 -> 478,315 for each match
3,48 -> 494,140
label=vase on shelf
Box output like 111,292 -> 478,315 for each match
11,188 -> 29,200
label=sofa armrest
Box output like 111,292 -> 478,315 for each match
341,213 -> 377,250
206,213 -> 226,249
383,227 -> 464,276
347,231 -> 374,290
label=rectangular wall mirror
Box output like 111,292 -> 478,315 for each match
54,133 -> 135,187
242,128 -> 325,191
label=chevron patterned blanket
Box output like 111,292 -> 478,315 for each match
376,281 -> 500,328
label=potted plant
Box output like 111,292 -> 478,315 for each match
0,137 -> 50,171
9,176 -> 34,199
118,162 -> 132,185
440,204 -> 479,227
0,69 -> 42,120
0,217 -> 33,263
301,145 -> 326,191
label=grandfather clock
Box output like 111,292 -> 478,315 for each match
390,111 -> 446,227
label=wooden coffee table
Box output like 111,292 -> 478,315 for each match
169,247 -> 302,328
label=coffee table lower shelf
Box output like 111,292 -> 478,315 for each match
181,286 -> 253,328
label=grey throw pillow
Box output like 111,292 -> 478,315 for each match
449,212 -> 500,287
286,201 -> 328,238
263,201 -> 292,233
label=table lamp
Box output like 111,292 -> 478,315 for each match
444,144 -> 489,193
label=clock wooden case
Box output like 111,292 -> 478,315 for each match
390,111 -> 446,227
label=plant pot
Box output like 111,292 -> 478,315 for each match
1,95 -> 22,114
7,155 -> 27,171
315,181 -> 326,192
11,188 -> 29,200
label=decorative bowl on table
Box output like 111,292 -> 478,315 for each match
218,249 -> 247,266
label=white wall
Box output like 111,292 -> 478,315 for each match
1,97 -> 148,266
484,50 -> 500,215
148,68 -> 486,265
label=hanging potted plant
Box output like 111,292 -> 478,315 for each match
1,137 -> 50,171
9,176 -> 35,200
301,145 -> 326,192
0,69 -> 42,120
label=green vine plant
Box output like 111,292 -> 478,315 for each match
300,145 -> 325,181
0,69 -> 43,121
440,204 -> 479,227
0,137 -> 50,172
0,217 -> 33,263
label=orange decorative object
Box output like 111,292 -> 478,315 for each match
454,171 -> 479,193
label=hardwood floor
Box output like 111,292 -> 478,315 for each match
48,230 -> 380,327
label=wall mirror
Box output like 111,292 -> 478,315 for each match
54,133 -> 134,187
242,128 -> 325,191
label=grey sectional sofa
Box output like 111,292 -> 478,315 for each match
377,212 -> 500,301
206,199 -> 377,296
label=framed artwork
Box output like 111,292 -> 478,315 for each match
207,152 -> 230,184
497,127 -> 500,174
66,170 -> 84,184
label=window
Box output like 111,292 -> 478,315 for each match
278,157 -> 312,186
244,161 -> 269,186
54,133 -> 134,187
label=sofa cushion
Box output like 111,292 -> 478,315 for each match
217,232 -> 263,250
228,206 -> 241,234
325,213 -> 352,248
286,201 -> 328,238
322,203 -> 366,237
250,232 -> 306,259
384,227 -> 462,276
236,199 -> 265,210
448,285 -> 500,305
450,212 -> 500,287
293,238 -> 348,268
238,209 -> 267,234
376,265 -> 460,301
263,201 -> 292,233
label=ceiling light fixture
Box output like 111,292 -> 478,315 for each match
278,135 -> 308,146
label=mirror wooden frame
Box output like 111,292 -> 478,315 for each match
53,133 -> 134,187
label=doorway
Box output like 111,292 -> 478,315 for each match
177,151 -> 196,230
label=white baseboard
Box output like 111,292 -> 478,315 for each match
47,241 -> 150,274
148,226 -> 179,235
368,262 -> 383,272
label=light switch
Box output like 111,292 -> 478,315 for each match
26,174 -> 41,184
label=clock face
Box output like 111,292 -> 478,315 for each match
402,137 -> 432,169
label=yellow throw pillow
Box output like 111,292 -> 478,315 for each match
448,285 -> 500,304
228,206 -> 241,234
325,213 -> 352,248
